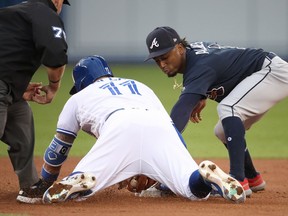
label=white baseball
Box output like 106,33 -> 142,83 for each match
130,178 -> 138,188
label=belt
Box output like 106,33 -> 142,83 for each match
105,108 -> 125,121
266,52 -> 276,60
105,107 -> 150,122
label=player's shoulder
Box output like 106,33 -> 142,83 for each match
19,0 -> 49,11
28,0 -> 59,20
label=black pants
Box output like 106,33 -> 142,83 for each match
0,80 -> 38,189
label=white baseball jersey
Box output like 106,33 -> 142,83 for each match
56,77 -> 200,199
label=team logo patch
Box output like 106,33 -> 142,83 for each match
150,38 -> 159,49
47,151 -> 57,160
207,86 -> 225,100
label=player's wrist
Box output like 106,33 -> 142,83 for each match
49,80 -> 61,91
49,79 -> 61,84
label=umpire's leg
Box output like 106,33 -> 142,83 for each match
2,100 -> 39,189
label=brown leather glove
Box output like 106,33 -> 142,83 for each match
118,175 -> 157,193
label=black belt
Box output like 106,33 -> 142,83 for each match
266,52 -> 276,60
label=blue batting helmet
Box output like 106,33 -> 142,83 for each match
69,55 -> 113,95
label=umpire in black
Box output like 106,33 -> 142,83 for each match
0,0 -> 70,203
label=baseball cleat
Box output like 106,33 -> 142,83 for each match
42,172 -> 96,204
16,179 -> 52,204
199,160 -> 246,204
238,178 -> 252,197
248,173 -> 266,192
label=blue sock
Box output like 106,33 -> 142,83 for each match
189,170 -> 211,198
223,139 -> 258,179
158,183 -> 171,191
222,116 -> 245,181
243,144 -> 258,179
41,166 -> 59,183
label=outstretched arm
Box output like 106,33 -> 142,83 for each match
32,65 -> 66,104
170,94 -> 204,133
23,82 -> 43,101
41,132 -> 75,183
190,98 -> 207,123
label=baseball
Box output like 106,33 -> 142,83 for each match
130,178 -> 138,188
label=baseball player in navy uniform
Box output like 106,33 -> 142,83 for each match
0,0 -> 70,203
0,0 -> 24,8
38,55 -> 245,204
145,26 -> 288,197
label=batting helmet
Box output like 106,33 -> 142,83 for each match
69,55 -> 113,95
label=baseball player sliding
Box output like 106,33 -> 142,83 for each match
144,26 -> 288,197
39,55 -> 245,204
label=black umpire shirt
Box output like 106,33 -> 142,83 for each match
0,0 -> 68,102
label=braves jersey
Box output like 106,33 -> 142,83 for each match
0,0 -> 68,101
56,77 -> 170,138
182,42 -> 267,102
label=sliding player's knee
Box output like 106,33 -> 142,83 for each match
214,121 -> 226,144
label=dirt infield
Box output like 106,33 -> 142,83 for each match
0,157 -> 287,216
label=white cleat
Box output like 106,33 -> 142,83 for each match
198,160 -> 246,204
42,172 -> 96,204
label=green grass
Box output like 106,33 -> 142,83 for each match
0,64 -> 287,158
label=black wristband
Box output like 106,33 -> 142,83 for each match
49,79 -> 60,84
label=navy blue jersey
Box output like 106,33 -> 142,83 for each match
182,42 -> 267,102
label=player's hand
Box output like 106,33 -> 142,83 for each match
190,99 -> 207,123
31,84 -> 58,104
23,82 -> 42,101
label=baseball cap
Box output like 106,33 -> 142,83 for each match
145,26 -> 181,61
63,0 -> 70,5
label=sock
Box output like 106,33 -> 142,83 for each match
41,166 -> 59,183
158,183 -> 171,191
223,140 -> 258,179
189,170 -> 211,198
222,116 -> 245,181
243,143 -> 258,179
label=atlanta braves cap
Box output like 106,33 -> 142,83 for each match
145,26 -> 181,61
63,0 -> 70,5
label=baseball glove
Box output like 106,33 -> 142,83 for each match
118,175 -> 158,193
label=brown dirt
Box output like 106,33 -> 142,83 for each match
0,157 -> 287,216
